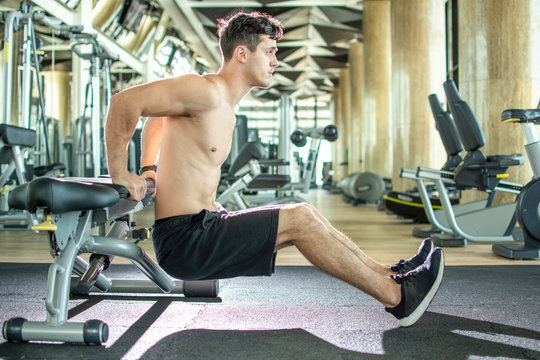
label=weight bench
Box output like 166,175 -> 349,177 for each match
2,176 -> 219,345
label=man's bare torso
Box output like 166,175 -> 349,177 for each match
155,76 -> 237,219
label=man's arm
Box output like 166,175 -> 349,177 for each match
139,117 -> 163,189
141,117 -> 162,168
104,74 -> 220,200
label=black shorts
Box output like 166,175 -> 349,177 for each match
152,205 -> 281,281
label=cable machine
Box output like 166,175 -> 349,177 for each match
70,32 -> 118,177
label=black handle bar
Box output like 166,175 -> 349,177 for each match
116,179 -> 156,199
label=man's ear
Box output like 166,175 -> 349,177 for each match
234,45 -> 248,64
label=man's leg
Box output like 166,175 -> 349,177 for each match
299,203 -> 396,275
294,204 -> 434,276
275,203 -> 402,308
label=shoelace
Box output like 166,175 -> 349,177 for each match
391,268 -> 421,284
390,259 -> 408,271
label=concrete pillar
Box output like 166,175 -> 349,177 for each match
348,40 -> 364,174
43,70 -> 71,135
363,0 -> 392,180
390,0 -> 446,191
332,86 -> 346,181
339,68 -> 351,179
278,94 -> 292,176
458,0 -> 540,202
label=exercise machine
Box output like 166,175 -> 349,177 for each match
2,177 -> 219,345
1,5 -> 76,228
492,107 -> 540,259
341,172 -> 386,205
246,124 -> 338,205
403,166 -> 521,246
0,124 -> 40,228
384,93 -> 462,221
69,32 -> 119,177
217,140 -> 267,210
289,124 -> 338,193
2,2 -> 71,171
0,123 -> 66,229
400,80 -> 523,247
406,93 -> 483,238
217,125 -> 338,209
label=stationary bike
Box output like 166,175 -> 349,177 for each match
492,107 -> 540,259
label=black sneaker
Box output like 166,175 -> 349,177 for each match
390,238 -> 434,274
385,247 -> 445,327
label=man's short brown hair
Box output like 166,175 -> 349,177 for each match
217,11 -> 284,62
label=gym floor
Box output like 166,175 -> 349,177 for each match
1,190 -> 539,359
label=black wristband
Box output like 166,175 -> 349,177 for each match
139,165 -> 157,175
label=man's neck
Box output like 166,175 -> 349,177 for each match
217,65 -> 252,106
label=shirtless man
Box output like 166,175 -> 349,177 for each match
105,11 -> 444,327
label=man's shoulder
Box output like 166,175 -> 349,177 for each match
173,73 -> 221,86
200,74 -> 225,91
170,73 -> 222,107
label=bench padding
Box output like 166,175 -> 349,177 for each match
0,124 -> 36,147
9,177 -> 121,214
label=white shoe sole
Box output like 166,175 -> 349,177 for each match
399,250 -> 445,327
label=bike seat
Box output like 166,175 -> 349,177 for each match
8,177 -> 123,214
502,109 -> 540,124
485,154 -> 524,167
0,124 -> 36,148
466,154 -> 524,169
454,150 -> 524,190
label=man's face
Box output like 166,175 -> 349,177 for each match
247,35 -> 279,88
